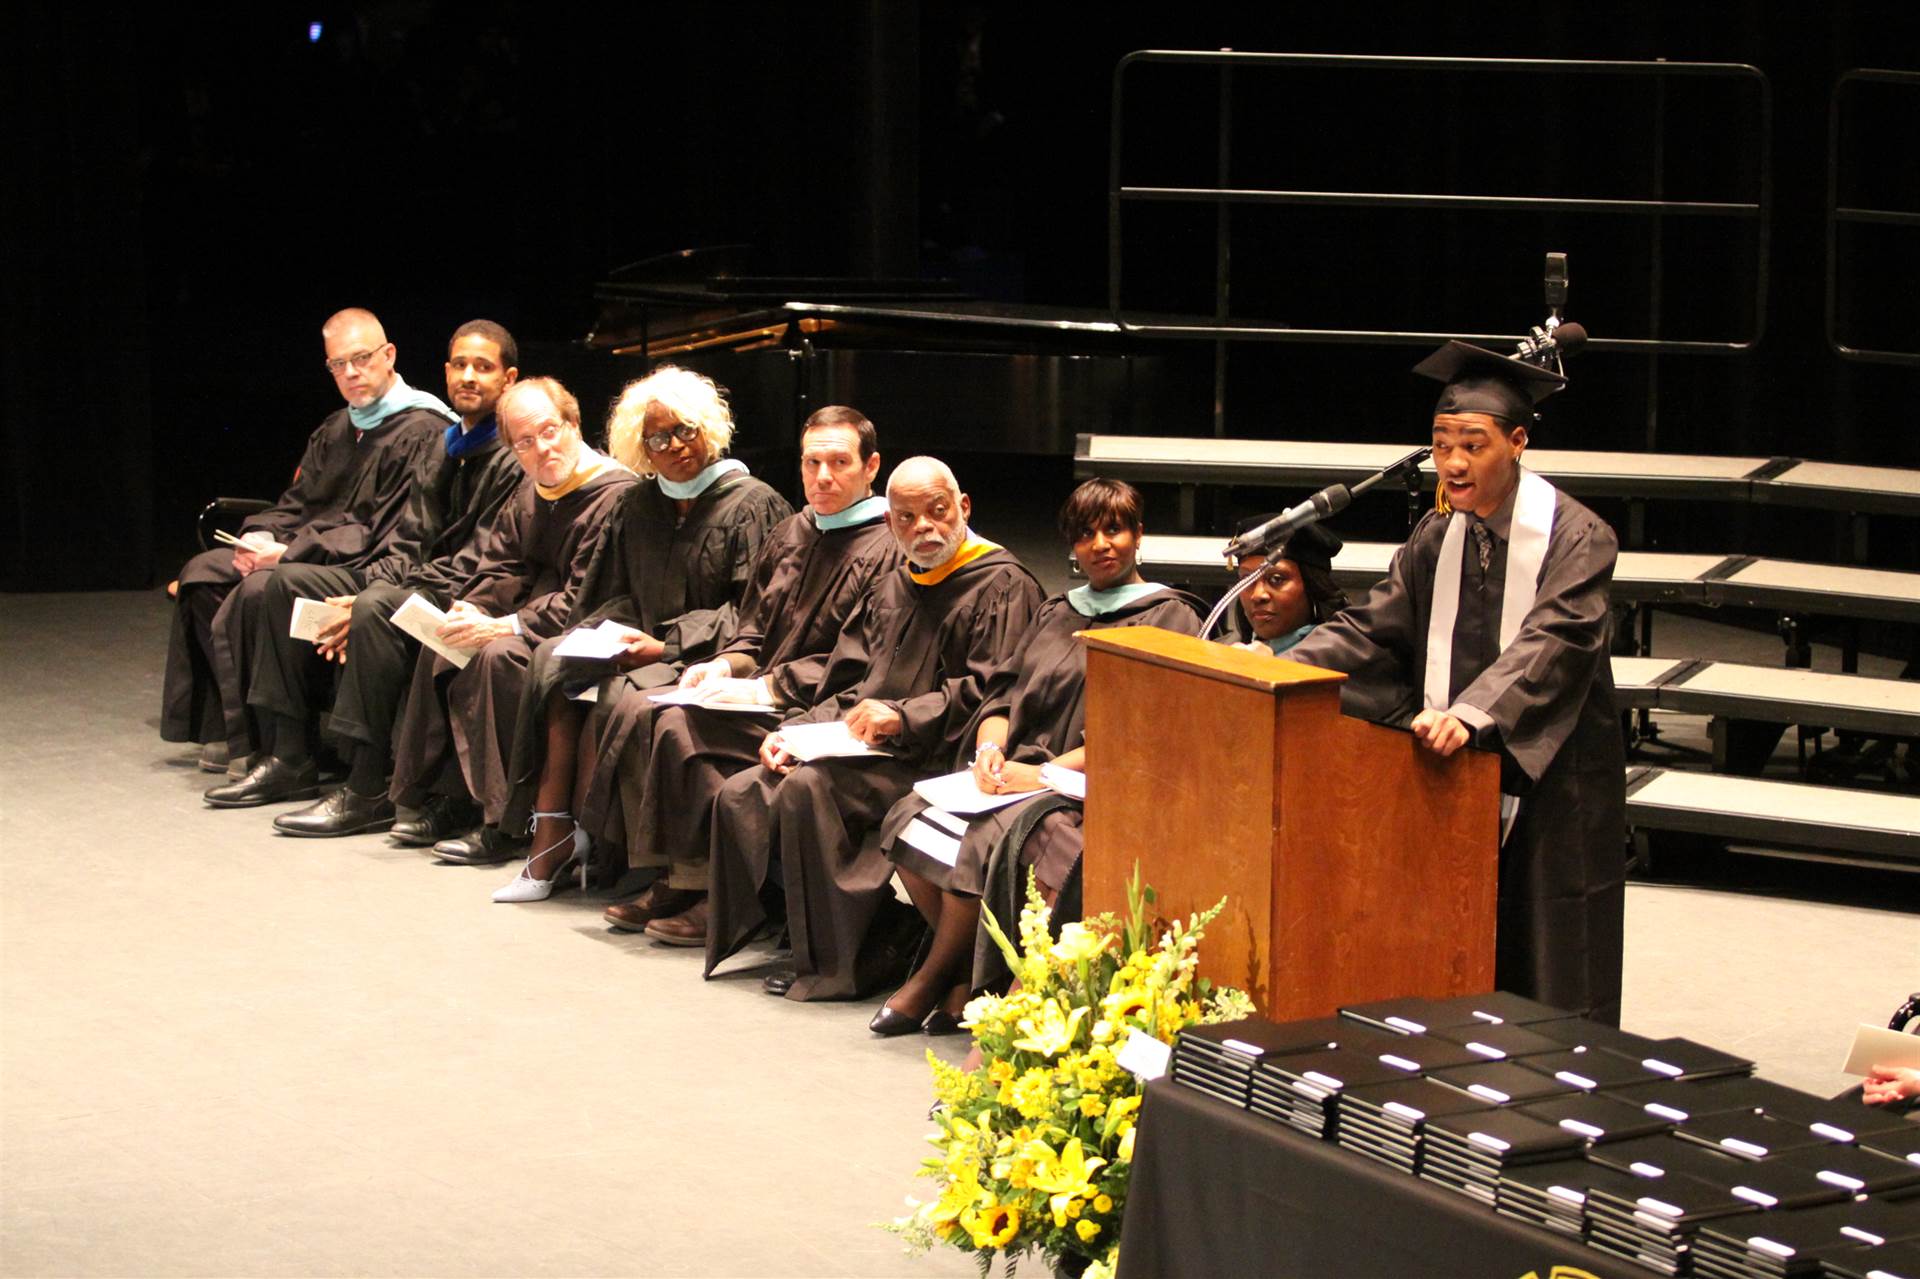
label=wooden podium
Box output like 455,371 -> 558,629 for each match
1080,627 -> 1500,1020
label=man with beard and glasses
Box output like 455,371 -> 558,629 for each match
705,456 -> 1043,1002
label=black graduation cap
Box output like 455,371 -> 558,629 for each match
1232,512 -> 1342,570
1413,340 -> 1567,426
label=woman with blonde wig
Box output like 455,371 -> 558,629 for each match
486,365 -> 791,902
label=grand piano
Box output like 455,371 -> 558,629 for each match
576,246 -> 1199,458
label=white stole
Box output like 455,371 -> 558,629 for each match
1422,467 -> 1557,841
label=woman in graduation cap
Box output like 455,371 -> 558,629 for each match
1284,340 -> 1627,1025
1224,516 -> 1349,656
870,478 -> 1205,1037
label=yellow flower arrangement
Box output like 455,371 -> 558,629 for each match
887,865 -> 1253,1276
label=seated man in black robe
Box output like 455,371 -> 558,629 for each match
384,377 -> 635,867
216,320 -> 524,826
1284,340 -> 1626,1023
163,307 -> 452,784
875,478 -> 1205,1035
604,405 -> 903,942
706,456 -> 1045,1002
485,365 -> 792,903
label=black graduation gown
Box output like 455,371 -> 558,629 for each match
706,547 -> 1045,1001
386,466 -> 634,823
499,474 -> 793,836
366,426 -> 524,599
159,405 -> 447,752
881,587 -> 1207,896
1284,487 -> 1626,1023
612,506 -> 904,879
247,434 -> 525,748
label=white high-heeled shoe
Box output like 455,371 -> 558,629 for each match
492,811 -> 590,903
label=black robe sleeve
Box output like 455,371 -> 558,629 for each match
1283,510 -> 1445,728
396,451 -> 527,596
512,479 -> 636,640
890,564 -> 1045,763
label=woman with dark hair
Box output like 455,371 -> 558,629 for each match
1227,514 -> 1348,655
871,478 -> 1204,1036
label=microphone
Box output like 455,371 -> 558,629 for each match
1514,320 -> 1586,366
1224,484 -> 1352,560
1544,252 -> 1568,314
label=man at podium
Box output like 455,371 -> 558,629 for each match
1285,341 -> 1626,1024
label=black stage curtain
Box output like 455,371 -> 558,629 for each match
4,7 -> 155,591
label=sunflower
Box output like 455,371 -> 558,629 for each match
962,1201 -> 1021,1250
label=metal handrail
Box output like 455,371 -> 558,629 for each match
1826,68 -> 1920,367
1107,50 -> 1772,356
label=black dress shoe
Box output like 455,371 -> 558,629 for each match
431,824 -> 524,866
761,970 -> 797,997
204,757 -> 321,809
921,1009 -> 966,1037
390,794 -> 481,847
868,1005 -> 924,1037
273,787 -> 396,838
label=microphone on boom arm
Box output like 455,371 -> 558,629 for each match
1513,251 -> 1586,376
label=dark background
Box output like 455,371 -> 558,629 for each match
6,0 -> 1918,591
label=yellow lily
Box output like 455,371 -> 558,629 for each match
1012,1001 -> 1089,1057
1028,1137 -> 1108,1199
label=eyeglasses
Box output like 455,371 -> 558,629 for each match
324,346 -> 388,375
644,422 -> 702,452
509,422 -> 569,454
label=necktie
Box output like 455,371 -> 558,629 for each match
1471,521 -> 1494,573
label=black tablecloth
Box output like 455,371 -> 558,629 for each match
1117,1079 -> 1664,1279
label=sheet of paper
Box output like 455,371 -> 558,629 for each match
1040,762 -> 1087,801
552,619 -> 633,661
288,597 -> 349,643
778,720 -> 892,762
921,807 -> 969,838
899,815 -> 962,867
912,770 -> 1041,815
390,593 -> 473,669
1842,1023 -> 1920,1076
1116,1028 -> 1172,1081
647,679 -> 778,714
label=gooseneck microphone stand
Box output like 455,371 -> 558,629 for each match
1200,446 -> 1433,641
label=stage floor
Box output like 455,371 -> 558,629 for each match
2,590 -> 1913,1277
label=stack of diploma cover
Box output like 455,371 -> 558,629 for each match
1168,1017 -> 1354,1110
1691,1195 -> 1920,1279
1167,998 -> 1920,1276
1334,1076 -> 1496,1173
1419,1107 -> 1587,1207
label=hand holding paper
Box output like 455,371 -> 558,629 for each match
843,699 -> 903,746
552,620 -> 637,662
436,600 -> 513,650
389,594 -> 473,668
288,597 -> 350,643
646,678 -> 777,714
777,720 -> 893,762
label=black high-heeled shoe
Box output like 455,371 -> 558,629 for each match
920,1008 -> 965,1037
868,1005 -> 924,1037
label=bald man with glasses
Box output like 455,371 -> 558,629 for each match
162,308 -> 456,791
